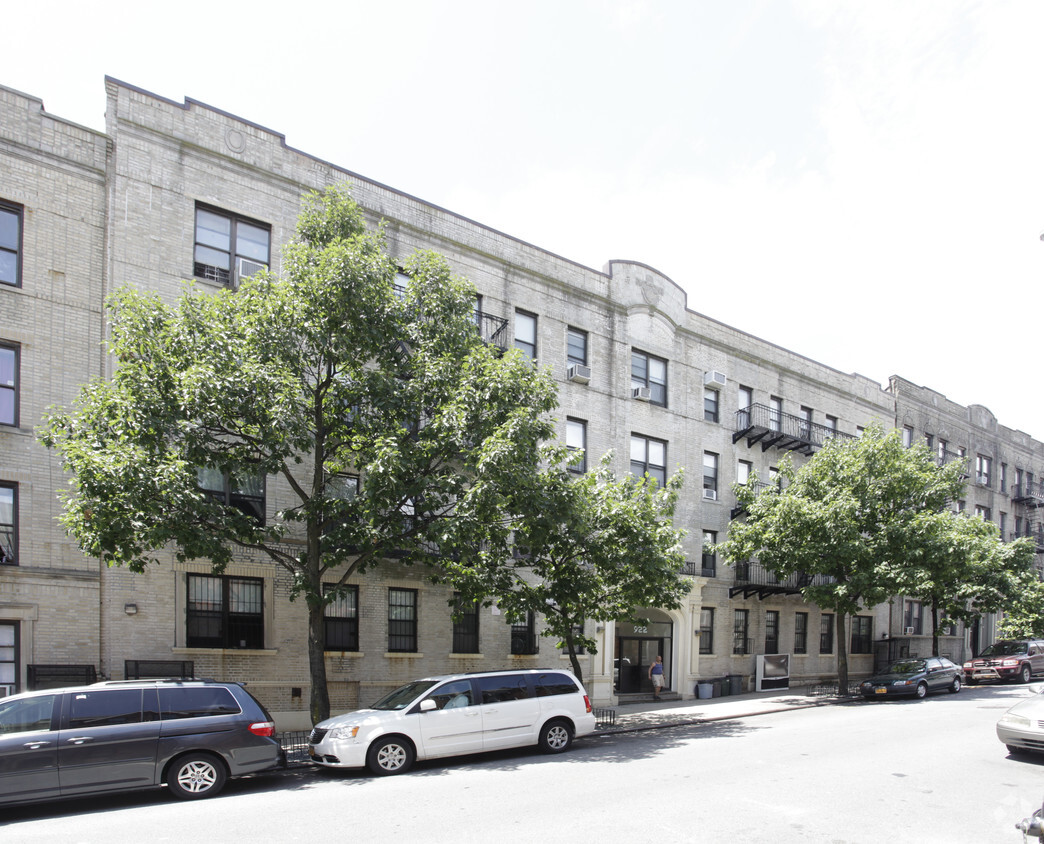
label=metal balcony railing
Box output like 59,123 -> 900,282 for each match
731,480 -> 776,518
733,404 -> 854,456
476,311 -> 509,351
1012,485 -> 1044,508
729,560 -> 834,599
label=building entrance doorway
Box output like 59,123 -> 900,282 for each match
614,616 -> 672,694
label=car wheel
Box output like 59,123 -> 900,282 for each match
949,676 -> 961,694
538,719 -> 573,754
366,735 -> 415,776
915,682 -> 928,699
1020,664 -> 1032,684
166,753 -> 228,800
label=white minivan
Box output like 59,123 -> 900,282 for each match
308,669 -> 596,775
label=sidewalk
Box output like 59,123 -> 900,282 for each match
595,689 -> 853,734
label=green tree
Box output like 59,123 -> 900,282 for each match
899,511 -> 1037,655
40,185 -> 557,724
718,425 -> 965,693
997,575 -> 1044,639
439,453 -> 688,686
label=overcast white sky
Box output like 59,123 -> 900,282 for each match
5,1 -> 1044,437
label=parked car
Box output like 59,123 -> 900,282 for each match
0,679 -> 282,806
309,668 -> 596,775
858,657 -> 963,700
996,684 -> 1044,755
963,639 -> 1044,685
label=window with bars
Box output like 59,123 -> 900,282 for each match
794,612 -> 808,654
186,574 -> 264,649
452,593 -> 479,654
765,610 -> 780,655
820,614 -> 834,654
193,206 -> 270,287
699,608 -> 714,655
733,609 -> 749,654
323,584 -> 359,651
388,588 -> 418,652
511,611 -> 539,655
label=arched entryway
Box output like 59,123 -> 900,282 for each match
614,610 -> 674,694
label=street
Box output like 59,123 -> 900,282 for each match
3,684 -> 1041,843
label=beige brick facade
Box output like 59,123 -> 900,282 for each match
2,78 -> 1041,725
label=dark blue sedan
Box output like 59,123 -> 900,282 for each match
859,657 -> 963,700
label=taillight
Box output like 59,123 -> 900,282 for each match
583,695 -> 592,713
249,721 -> 275,737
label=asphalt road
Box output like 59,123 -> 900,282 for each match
3,683 -> 1041,843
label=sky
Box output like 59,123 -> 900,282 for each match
5,1 -> 1044,437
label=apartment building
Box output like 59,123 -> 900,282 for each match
2,78 -> 1040,726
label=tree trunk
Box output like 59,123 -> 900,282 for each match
836,612 -> 849,694
308,597 -> 331,725
563,626 -> 583,687
930,604 -> 940,657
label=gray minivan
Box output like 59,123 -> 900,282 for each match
0,679 -> 282,805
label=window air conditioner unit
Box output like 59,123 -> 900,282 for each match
703,489 -> 718,501
904,627 -> 915,636
0,684 -> 13,698
704,371 -> 727,390
235,257 -> 267,287
632,386 -> 651,401
567,364 -> 592,384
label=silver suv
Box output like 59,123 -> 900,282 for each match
309,668 -> 596,775
0,679 -> 282,805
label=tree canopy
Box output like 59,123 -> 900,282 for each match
41,185 -> 558,723
439,452 -> 689,685
718,425 -> 1033,691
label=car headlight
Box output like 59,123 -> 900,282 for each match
999,713 -> 1032,728
892,680 -> 913,686
328,725 -> 361,740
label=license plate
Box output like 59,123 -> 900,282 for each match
875,688 -> 887,694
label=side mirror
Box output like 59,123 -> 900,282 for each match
419,698 -> 437,712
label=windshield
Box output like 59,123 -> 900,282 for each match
979,642 -> 1024,657
887,660 -> 926,674
371,680 -> 439,711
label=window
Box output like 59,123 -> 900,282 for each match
0,201 -> 22,287
511,611 -> 539,655
924,433 -> 933,450
514,310 -> 537,360
186,574 -> 264,649
738,386 -> 753,427
1000,511 -> 1008,537
976,455 -> 992,487
323,584 -> 359,651
904,600 -> 923,635
902,426 -> 914,448
388,588 -> 418,653
452,593 -> 480,654
975,505 -> 992,522
733,610 -> 750,654
737,460 -> 752,486
160,686 -> 241,720
0,343 -> 18,427
0,483 -> 15,566
630,435 -> 666,486
1001,463 -> 1008,493
765,610 -> 779,655
938,439 -> 948,462
699,608 -> 714,655
799,406 -> 813,439
820,614 -> 834,654
631,350 -> 667,406
701,531 -> 717,577
68,690 -> 143,729
566,327 -> 587,366
704,387 -> 719,423
826,415 -> 838,435
0,692 -> 55,734
193,205 -> 270,286
850,616 -> 872,654
703,452 -> 719,499
197,466 -> 265,525
794,612 -> 808,654
0,623 -> 17,694
566,418 -> 587,473
769,397 -> 782,431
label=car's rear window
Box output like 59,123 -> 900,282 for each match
160,687 -> 241,720
534,672 -> 580,697
477,674 -> 531,703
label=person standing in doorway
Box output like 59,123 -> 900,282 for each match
649,655 -> 665,700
